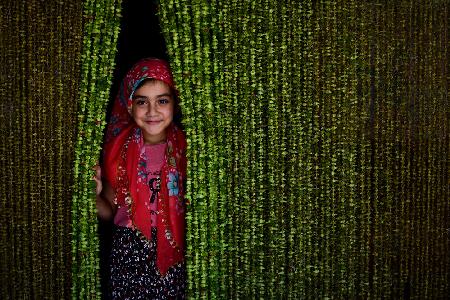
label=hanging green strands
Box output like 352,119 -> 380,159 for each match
156,0 -> 449,298
1,0 -> 83,298
71,0 -> 122,298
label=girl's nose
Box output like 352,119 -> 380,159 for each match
146,101 -> 157,115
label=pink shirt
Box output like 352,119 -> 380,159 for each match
114,142 -> 166,228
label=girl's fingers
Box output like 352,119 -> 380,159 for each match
95,165 -> 102,178
91,164 -> 102,179
91,163 -> 103,195
93,175 -> 103,195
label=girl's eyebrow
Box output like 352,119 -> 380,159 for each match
132,94 -> 147,99
155,93 -> 172,98
132,93 -> 172,99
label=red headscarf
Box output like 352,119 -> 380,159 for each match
103,58 -> 186,275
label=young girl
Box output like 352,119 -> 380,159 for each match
94,58 -> 187,299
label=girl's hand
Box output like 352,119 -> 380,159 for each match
93,164 -> 103,196
92,163 -> 116,221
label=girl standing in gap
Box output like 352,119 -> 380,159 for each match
94,58 -> 187,299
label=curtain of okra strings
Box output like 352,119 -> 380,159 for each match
0,1 -> 83,299
0,0 -> 122,299
1,0 -> 449,299
159,0 -> 449,298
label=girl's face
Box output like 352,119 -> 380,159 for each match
131,80 -> 174,144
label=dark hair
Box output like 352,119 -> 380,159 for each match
135,78 -> 183,130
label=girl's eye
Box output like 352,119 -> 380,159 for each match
158,98 -> 169,104
135,98 -> 147,106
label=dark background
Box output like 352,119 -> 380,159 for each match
107,0 -> 167,122
99,1 -> 167,298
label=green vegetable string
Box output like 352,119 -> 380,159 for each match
159,0 -> 449,298
71,0 -> 121,298
0,0 -> 448,298
1,0 -> 83,298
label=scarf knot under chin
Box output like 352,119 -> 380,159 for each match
104,123 -> 187,276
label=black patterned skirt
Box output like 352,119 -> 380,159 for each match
109,226 -> 186,300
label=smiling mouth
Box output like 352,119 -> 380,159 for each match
145,120 -> 162,124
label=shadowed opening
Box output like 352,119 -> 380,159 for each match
99,1 -> 167,297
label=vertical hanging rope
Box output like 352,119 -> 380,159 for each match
159,0 -> 449,298
0,1 -> 83,298
1,0 -> 447,298
71,0 -> 122,298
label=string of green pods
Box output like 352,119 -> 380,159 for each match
71,0 -> 122,298
158,0 -> 449,298
0,0 -> 448,299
